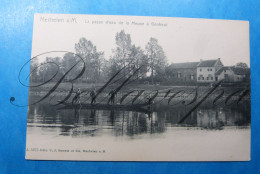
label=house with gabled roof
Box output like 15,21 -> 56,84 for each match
166,58 -> 249,84
165,62 -> 199,82
215,66 -> 250,82
196,58 -> 224,82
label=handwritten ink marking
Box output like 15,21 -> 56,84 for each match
178,80 -> 223,123
11,50 -> 250,126
10,51 -> 85,107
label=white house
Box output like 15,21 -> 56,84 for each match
215,66 -> 249,82
196,58 -> 224,82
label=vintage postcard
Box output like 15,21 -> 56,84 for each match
24,14 -> 250,161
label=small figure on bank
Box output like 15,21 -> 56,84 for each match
108,89 -> 117,105
75,88 -> 81,105
90,88 -> 96,105
147,95 -> 154,110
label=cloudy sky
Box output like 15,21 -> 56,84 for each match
32,14 -> 250,67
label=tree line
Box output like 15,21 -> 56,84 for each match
29,30 -> 249,85
30,30 -> 167,85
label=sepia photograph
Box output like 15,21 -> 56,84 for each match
24,14 -> 250,161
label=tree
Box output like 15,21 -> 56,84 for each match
61,53 -> 78,81
111,30 -> 132,80
34,56 -> 64,83
145,38 -> 167,84
236,62 -> 249,68
91,51 -> 105,83
75,38 -> 103,82
100,59 -> 111,82
30,57 -> 40,82
128,45 -> 148,80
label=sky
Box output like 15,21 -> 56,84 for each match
31,14 -> 250,67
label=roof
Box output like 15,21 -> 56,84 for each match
215,66 -> 250,75
215,67 -> 229,75
169,62 -> 199,69
197,59 -> 218,67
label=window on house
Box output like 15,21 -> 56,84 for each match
224,74 -> 228,79
210,68 -> 212,71
177,73 -> 181,78
198,75 -> 203,80
211,77 -> 213,80
200,69 -> 202,72
207,77 -> 209,80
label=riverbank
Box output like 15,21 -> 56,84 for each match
28,82 -> 250,108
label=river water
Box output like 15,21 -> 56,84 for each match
26,96 -> 251,161
27,102 -> 250,138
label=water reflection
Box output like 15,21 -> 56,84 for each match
27,102 -> 250,138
